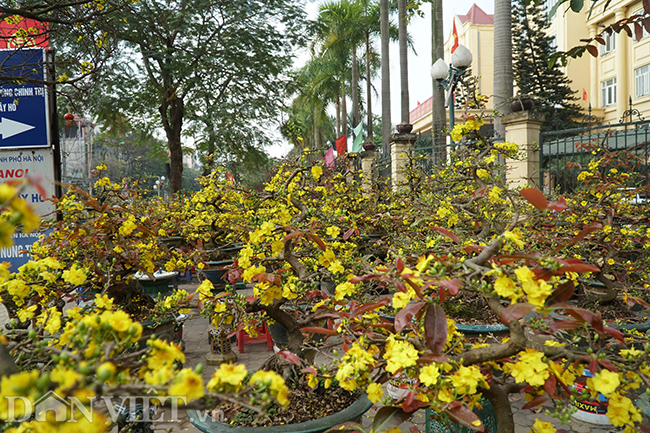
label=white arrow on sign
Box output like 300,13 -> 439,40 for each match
0,118 -> 36,140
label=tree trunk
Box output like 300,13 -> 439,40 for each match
341,82 -> 348,138
351,46 -> 360,129
380,0 -> 391,155
431,0 -> 446,163
336,94 -> 341,137
493,0 -> 513,139
398,0 -> 409,124
365,31 -> 374,142
159,90 -> 184,193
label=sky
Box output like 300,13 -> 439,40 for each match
267,0 -> 494,158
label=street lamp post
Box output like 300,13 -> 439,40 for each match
153,176 -> 166,198
430,44 -> 473,146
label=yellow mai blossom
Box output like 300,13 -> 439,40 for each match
619,348 -> 643,358
476,168 -> 489,180
242,265 -> 266,283
0,370 -> 39,419
494,275 -> 521,303
450,365 -> 487,395
319,249 -> 336,267
326,225 -> 340,238
419,363 -> 440,387
510,349 -> 549,387
514,266 -> 552,307
17,304 -> 37,322
606,392 -> 643,427
36,307 -> 62,334
335,281 -> 357,301
207,363 -> 248,391
392,287 -> 416,309
367,382 -> 384,403
271,240 -> 284,256
168,369 -> 205,403
250,370 -> 290,406
62,264 -> 87,286
530,419 -> 556,433
328,260 -> 344,274
587,369 -> 620,398
94,294 -> 114,310
383,337 -> 419,374
118,216 -> 137,236
503,230 -> 525,249
311,165 -> 323,181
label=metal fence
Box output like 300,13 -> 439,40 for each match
540,120 -> 650,193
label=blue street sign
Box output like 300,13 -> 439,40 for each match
0,48 -> 49,149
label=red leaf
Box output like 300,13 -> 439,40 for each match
565,308 -> 603,333
350,299 -> 390,318
434,278 -> 462,296
557,263 -> 600,273
429,226 -> 461,244
500,303 -> 535,325
548,318 -> 582,333
307,233 -> 327,251
551,222 -> 603,255
371,406 -> 411,433
445,404 -> 483,431
598,360 -> 618,372
586,44 -> 598,58
519,188 -> 548,211
544,374 -> 557,397
603,326 -> 625,343
342,228 -> 357,241
283,231 -> 304,242
278,350 -> 301,365
424,304 -> 448,354
394,302 -> 426,332
589,359 -> 598,375
300,327 -> 337,336
417,353 -> 449,364
645,17 -> 650,34
522,395 -> 549,410
546,281 -> 576,306
635,22 -> 644,41
302,366 -> 318,375
645,0 -> 650,14
547,197 -> 567,212
397,257 -> 405,273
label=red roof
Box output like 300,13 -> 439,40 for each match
457,4 -> 493,25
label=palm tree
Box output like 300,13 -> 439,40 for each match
398,0 -> 409,124
380,0 -> 391,154
493,0 -> 513,139
431,0 -> 446,149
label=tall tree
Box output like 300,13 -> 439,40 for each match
431,0 -> 446,148
380,0 -> 391,154
493,0 -> 513,139
512,0 -> 581,130
398,0 -> 409,124
88,0 -> 306,193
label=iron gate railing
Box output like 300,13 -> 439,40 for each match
540,120 -> 650,193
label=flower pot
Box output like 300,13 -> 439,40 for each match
510,98 -> 534,112
425,398 -> 498,433
571,372 -> 610,425
362,142 -> 377,151
133,270 -> 179,299
201,261 -> 235,292
396,123 -> 413,134
187,393 -> 372,433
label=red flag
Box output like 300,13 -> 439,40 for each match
582,88 -> 588,101
325,146 -> 335,168
451,19 -> 459,53
335,135 -> 347,155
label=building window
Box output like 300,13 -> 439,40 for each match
542,0 -> 558,20
634,9 -> 650,41
600,30 -> 616,55
636,64 -> 650,97
601,78 -> 617,106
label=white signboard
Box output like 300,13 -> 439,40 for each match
0,148 -> 56,216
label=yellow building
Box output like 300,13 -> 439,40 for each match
411,1 -> 650,133
410,4 -> 494,135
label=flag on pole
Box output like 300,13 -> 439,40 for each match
335,135 -> 347,155
352,122 -> 364,153
325,146 -> 335,168
451,19 -> 459,53
582,88 -> 588,101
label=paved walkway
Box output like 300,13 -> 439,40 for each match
0,282 -> 630,432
